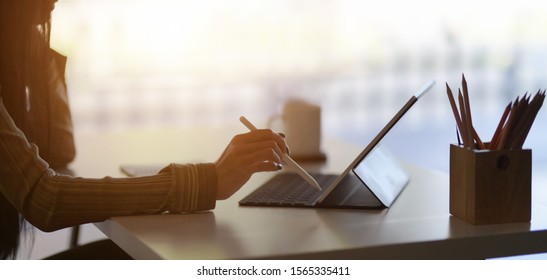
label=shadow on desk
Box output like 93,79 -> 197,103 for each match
106,211 -> 257,260
276,213 -> 539,260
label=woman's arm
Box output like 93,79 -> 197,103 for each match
0,99 -> 216,232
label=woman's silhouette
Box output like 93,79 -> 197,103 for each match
0,0 -> 287,259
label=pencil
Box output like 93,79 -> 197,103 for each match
472,127 -> 485,150
490,102 -> 512,150
462,74 -> 473,131
446,74 -> 545,151
458,91 -> 473,148
446,83 -> 465,147
506,95 -> 530,149
511,91 -> 545,149
462,75 -> 485,149
509,95 -> 532,149
498,96 -> 520,150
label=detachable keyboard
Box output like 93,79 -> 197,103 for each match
239,173 -> 336,207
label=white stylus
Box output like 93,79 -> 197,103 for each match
239,116 -> 322,191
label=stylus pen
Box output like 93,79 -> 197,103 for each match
239,116 -> 322,191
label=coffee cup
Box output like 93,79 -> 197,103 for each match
268,99 -> 325,162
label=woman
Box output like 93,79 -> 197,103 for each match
0,0 -> 287,259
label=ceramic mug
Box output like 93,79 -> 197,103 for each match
269,99 -> 325,161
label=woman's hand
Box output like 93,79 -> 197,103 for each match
214,129 -> 287,200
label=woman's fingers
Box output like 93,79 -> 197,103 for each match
214,129 -> 288,200
237,148 -> 283,172
232,129 -> 288,155
233,140 -> 283,161
219,144 -> 283,176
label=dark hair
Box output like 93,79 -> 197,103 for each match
0,196 -> 27,259
0,0 -> 53,259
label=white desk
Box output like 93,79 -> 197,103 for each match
70,127 -> 547,259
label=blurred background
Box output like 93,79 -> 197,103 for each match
18,0 -> 547,260
49,0 -> 547,173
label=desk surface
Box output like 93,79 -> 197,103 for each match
70,126 -> 547,259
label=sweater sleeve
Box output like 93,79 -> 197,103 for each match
0,98 -> 217,232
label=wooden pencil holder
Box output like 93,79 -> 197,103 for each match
449,144 -> 531,225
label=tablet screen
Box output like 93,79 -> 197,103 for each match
352,145 -> 409,207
